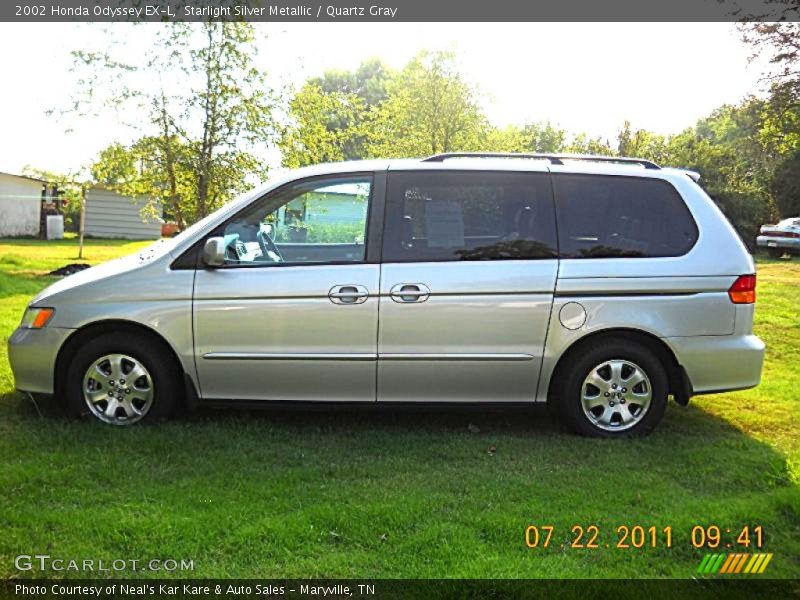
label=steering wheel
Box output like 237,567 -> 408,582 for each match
257,229 -> 284,262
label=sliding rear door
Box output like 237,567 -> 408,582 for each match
377,169 -> 559,403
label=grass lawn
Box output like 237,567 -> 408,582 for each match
0,237 -> 798,580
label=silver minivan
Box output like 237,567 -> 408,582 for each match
8,153 -> 765,437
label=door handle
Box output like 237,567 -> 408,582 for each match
389,283 -> 431,303
329,284 -> 369,305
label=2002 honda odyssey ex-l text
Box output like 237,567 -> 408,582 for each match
8,153 -> 765,437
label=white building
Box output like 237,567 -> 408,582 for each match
84,187 -> 162,240
0,171 -> 45,237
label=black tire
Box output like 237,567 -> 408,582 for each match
64,332 -> 181,425
557,338 -> 668,438
767,247 -> 783,259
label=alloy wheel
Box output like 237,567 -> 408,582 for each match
82,353 -> 154,425
580,359 -> 652,432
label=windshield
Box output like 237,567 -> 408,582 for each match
155,185 -> 269,256
171,207 -> 229,244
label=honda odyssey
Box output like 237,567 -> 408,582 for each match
8,153 -> 765,437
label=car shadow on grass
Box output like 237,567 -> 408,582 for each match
4,388 -> 562,436
3,388 -> 794,467
9,389 -> 795,506
1,389 -> 798,579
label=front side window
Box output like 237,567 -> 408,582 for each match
553,175 -> 698,259
383,171 -> 557,262
221,176 -> 372,266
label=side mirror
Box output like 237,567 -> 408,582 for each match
202,237 -> 226,267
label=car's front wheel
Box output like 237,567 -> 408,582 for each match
557,338 -> 668,438
64,332 -> 179,425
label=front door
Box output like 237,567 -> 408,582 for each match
377,169 -> 559,403
193,174 -> 379,402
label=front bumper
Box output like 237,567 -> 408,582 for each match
756,235 -> 800,253
664,334 -> 765,395
7,326 -> 74,394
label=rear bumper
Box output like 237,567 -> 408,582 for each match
756,235 -> 800,253
664,334 -> 765,395
7,326 -> 73,394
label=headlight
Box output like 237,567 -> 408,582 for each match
20,307 -> 55,329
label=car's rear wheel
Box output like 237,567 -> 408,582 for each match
767,247 -> 783,259
64,332 -> 179,425
557,338 -> 668,438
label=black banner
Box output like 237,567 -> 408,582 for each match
2,579 -> 798,600
3,0 -> 800,23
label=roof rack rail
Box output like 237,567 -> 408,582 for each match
421,152 -> 661,170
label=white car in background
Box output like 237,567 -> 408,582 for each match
757,217 -> 800,258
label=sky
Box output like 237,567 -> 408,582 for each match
0,22 -> 771,177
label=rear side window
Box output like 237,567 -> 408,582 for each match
383,171 -> 557,262
553,174 -> 698,258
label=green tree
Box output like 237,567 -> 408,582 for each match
92,137 -> 194,228
480,122 -> 567,154
67,23 -> 276,224
278,58 -> 391,165
616,120 -> 668,162
771,151 -> 800,217
313,58 -> 391,105
664,101 -> 779,244
520,122 -> 568,153
740,22 -> 800,220
565,133 -> 615,156
741,23 -> 800,93
364,51 -> 488,157
481,125 -> 527,152
666,101 -> 775,196
278,84 -> 364,168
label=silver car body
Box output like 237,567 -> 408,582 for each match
8,158 -> 765,406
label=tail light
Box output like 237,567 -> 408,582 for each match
728,274 -> 756,304
760,225 -> 800,237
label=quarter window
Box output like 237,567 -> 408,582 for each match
553,175 -> 698,258
382,171 -> 557,262
220,177 -> 372,266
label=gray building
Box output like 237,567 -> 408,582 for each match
84,187 -> 162,240
0,171 -> 45,237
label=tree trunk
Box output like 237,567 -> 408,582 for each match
197,173 -> 209,219
78,188 -> 86,260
